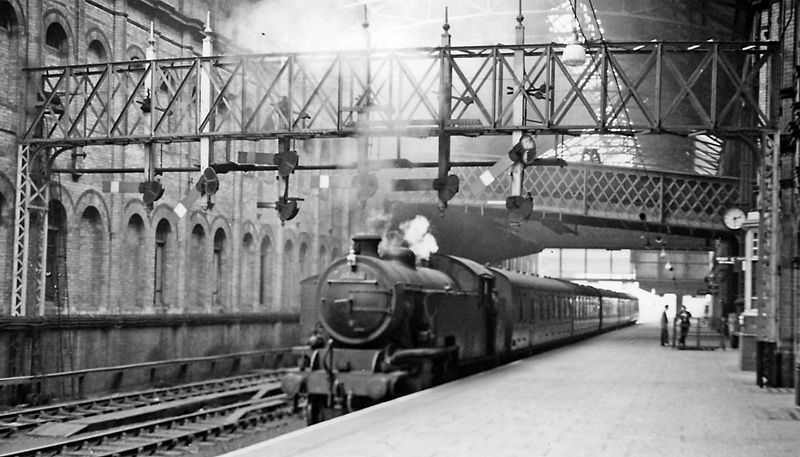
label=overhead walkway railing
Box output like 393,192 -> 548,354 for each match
23,40 -> 777,147
387,162 -> 742,232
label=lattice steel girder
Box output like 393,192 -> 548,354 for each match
11,145 -> 50,316
22,41 -> 778,148
389,161 -> 743,233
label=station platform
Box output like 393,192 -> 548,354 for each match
221,322 -> 799,457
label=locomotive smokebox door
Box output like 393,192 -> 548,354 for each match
320,278 -> 395,345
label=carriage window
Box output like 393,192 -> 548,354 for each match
524,296 -> 530,322
541,296 -> 547,320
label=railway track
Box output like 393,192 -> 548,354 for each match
0,393 -> 297,457
0,370 -> 304,457
0,370 -> 289,438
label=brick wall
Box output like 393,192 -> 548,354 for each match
0,0 -> 354,318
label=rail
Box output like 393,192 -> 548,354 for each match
0,393 -> 294,457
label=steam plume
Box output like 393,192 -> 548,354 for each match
399,215 -> 438,261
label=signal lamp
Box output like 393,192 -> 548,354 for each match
508,134 -> 537,166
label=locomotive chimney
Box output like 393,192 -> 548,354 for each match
352,235 -> 381,257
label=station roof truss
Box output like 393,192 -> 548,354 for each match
9,39 -> 780,317
23,40 -> 778,149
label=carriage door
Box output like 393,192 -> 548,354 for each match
479,274 -> 496,356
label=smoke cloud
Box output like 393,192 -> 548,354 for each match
219,0 -> 572,53
378,215 -> 438,262
366,207 -> 393,236
399,215 -> 438,261
220,0 -> 403,53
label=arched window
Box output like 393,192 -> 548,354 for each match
77,206 -> 105,312
0,2 -> 19,109
213,228 -> 227,311
318,244 -> 327,275
45,201 -> 67,312
87,39 -> 106,64
122,214 -> 146,312
260,236 -> 272,309
154,219 -> 171,311
127,45 -> 144,61
45,23 -> 68,53
187,224 -> 207,312
282,240 -> 295,311
0,2 -> 18,31
299,242 -> 309,279
241,233 -> 255,311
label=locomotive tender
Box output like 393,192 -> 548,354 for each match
282,235 -> 638,424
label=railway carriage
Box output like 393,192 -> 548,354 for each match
282,235 -> 638,424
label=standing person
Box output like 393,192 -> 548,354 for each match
676,305 -> 692,348
660,305 -> 669,346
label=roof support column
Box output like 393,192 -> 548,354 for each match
436,10 -> 453,212
199,13 -> 214,171
510,11 -> 525,199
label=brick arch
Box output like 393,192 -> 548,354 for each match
241,220 -> 257,240
209,219 -> 231,312
257,225 -> 278,310
85,27 -> 111,62
0,170 -> 14,216
153,216 -> 178,312
126,44 -> 145,60
240,220 -> 258,311
187,211 -> 210,234
0,0 -> 25,112
280,229 -> 299,312
297,231 -> 313,280
257,224 -> 277,250
120,212 -> 149,312
149,202 -> 179,227
72,204 -> 107,313
118,199 -> 153,312
208,215 -> 231,238
0,0 -> 26,32
316,234 -> 331,275
121,199 -> 151,231
186,220 -> 209,312
72,188 -> 111,233
0,171 -> 13,307
43,9 -> 74,63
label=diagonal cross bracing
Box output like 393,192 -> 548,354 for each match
22,41 -> 778,147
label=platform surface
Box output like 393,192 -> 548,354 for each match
221,322 -> 800,457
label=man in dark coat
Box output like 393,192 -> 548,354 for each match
676,305 -> 692,347
660,305 -> 669,346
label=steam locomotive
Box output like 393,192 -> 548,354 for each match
281,235 -> 638,424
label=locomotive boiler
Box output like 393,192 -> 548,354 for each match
282,235 -> 638,424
